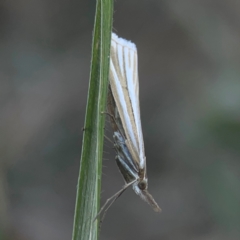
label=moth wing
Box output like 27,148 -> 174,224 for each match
109,33 -> 146,170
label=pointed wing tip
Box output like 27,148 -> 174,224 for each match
112,32 -> 137,50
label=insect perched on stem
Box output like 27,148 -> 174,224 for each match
97,33 -> 161,221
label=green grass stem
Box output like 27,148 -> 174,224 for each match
71,1 -> 113,239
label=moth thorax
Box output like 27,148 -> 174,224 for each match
138,168 -> 145,179
138,179 -> 148,190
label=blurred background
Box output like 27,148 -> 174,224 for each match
1,0 -> 240,239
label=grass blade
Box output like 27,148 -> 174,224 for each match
71,0 -> 113,239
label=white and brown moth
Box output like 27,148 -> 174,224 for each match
99,33 -> 161,219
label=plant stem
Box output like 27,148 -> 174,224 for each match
71,1 -> 113,240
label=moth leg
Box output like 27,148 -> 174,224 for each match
103,134 -> 113,144
93,179 -> 137,224
101,111 -> 125,140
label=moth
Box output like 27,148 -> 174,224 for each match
98,33 -> 161,220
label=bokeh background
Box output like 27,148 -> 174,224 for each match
1,0 -> 240,239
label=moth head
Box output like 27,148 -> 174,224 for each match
137,179 -> 148,190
